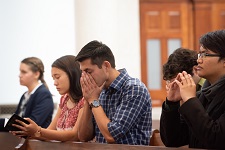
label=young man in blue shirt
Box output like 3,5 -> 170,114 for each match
76,40 -> 152,145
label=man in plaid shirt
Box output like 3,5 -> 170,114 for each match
76,40 -> 152,145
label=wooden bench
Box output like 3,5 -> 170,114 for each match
150,129 -> 165,146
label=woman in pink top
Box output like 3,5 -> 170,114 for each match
12,55 -> 84,141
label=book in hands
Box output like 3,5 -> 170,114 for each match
4,113 -> 30,131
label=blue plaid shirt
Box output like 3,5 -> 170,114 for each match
94,69 -> 152,145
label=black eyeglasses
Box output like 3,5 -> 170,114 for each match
198,53 -> 220,59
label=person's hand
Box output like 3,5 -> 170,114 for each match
166,74 -> 183,102
80,72 -> 105,104
11,118 -> 39,137
174,71 -> 196,104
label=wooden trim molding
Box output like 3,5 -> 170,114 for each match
140,0 -> 192,3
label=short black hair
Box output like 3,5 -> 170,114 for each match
76,40 -> 116,68
200,29 -> 225,61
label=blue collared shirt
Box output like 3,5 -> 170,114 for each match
94,69 -> 152,145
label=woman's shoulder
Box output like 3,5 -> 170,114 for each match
35,84 -> 51,94
31,85 -> 53,102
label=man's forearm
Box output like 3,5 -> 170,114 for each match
78,102 -> 94,141
92,106 -> 115,143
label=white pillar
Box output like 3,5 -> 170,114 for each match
75,0 -> 141,78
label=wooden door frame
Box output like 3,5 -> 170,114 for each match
139,0 -> 193,106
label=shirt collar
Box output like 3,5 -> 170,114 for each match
104,68 -> 130,93
31,82 -> 42,94
27,82 -> 42,95
198,78 -> 206,87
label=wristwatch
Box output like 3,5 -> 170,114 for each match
90,100 -> 101,108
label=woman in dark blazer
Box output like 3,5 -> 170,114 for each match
15,85 -> 54,128
0,57 -> 54,131
15,57 -> 54,128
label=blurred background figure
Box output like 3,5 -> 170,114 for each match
16,57 -> 54,128
15,57 -> 54,128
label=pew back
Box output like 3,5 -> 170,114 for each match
0,132 -> 22,150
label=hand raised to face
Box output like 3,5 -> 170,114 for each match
174,71 -> 196,103
166,78 -> 182,102
80,72 -> 105,104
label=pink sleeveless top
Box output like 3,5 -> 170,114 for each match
56,94 -> 84,131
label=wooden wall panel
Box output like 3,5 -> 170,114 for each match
140,0 -> 225,107
193,1 -> 225,50
140,0 -> 193,106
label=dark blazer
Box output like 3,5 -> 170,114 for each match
15,84 -> 54,128
0,118 -> 8,131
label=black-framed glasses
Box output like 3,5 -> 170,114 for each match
198,53 -> 220,59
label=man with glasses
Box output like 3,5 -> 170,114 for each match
198,52 -> 220,59
160,29 -> 225,149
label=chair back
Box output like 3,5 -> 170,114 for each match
150,129 -> 165,146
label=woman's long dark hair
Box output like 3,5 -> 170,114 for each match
52,55 -> 83,103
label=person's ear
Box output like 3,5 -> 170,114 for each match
103,61 -> 111,70
34,71 -> 40,80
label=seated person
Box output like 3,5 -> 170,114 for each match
76,40 -> 152,145
0,57 -> 54,131
163,47 -> 205,92
160,30 -> 225,149
11,55 -> 84,142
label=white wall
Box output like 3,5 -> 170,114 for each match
0,0 -> 76,104
0,0 -> 140,105
75,0 -> 141,78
